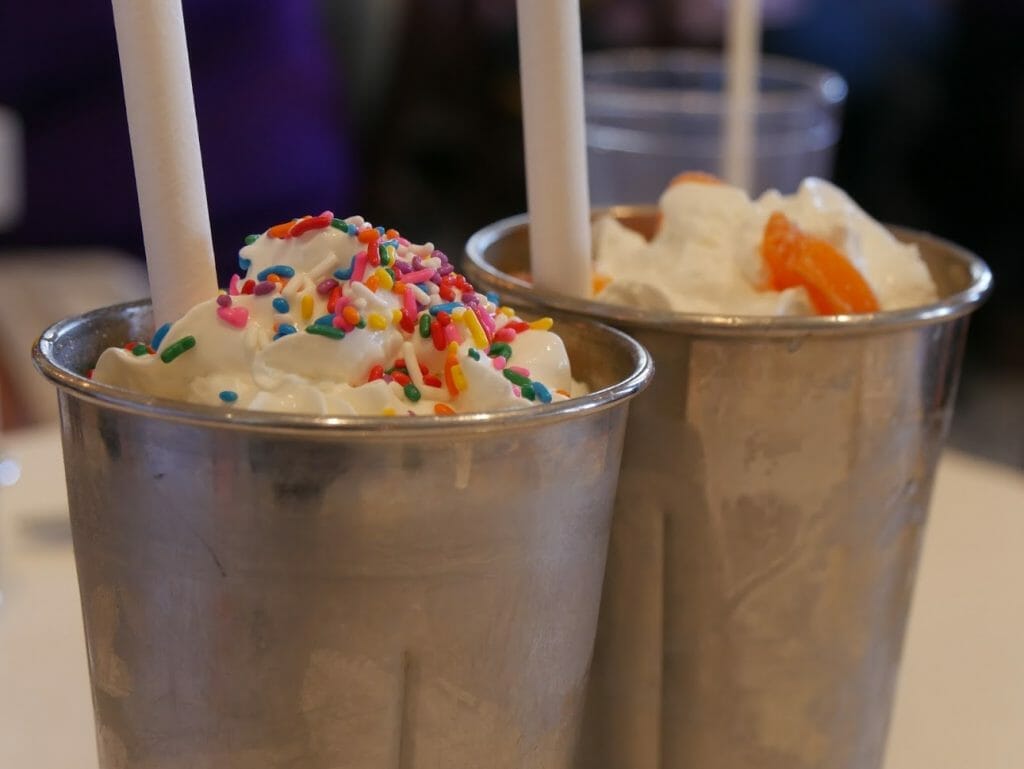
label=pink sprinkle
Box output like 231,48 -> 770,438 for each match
333,294 -> 351,315
228,274 -> 241,296
443,322 -> 463,345
254,281 -> 275,295
403,284 -> 417,317
397,237 -> 411,246
332,315 -> 355,332
512,385 -> 521,398
217,305 -> 249,329
472,305 -> 496,341
216,294 -> 232,307
351,250 -> 368,283
492,356 -> 507,371
316,278 -> 338,295
494,326 -> 516,342
510,365 -> 531,377
401,268 -> 435,284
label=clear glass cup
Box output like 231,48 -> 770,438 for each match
584,48 -> 848,202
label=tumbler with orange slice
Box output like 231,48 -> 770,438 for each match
463,174 -> 992,769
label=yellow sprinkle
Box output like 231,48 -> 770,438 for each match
375,267 -> 393,290
301,294 -> 314,321
368,312 -> 387,330
391,309 -> 403,324
451,307 -> 466,320
464,309 -> 488,348
499,306 -> 515,317
382,407 -> 396,417
446,341 -> 459,357
451,364 -> 468,392
385,245 -> 397,265
528,317 -> 554,331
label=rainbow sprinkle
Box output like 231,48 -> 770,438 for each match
109,213 -> 568,413
159,335 -> 196,364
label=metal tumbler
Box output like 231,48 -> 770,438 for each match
33,301 -> 652,769
464,208 -> 992,769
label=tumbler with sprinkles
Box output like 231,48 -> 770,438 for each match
33,3 -> 660,769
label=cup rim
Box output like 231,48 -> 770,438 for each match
585,119 -> 840,159
33,301 -> 653,436
463,206 -> 994,337
583,48 -> 849,116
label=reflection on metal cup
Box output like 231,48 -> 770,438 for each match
464,209 -> 992,769
33,302 -> 652,769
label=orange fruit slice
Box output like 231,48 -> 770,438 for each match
654,171 -> 726,234
669,170 -> 725,187
761,212 -> 880,315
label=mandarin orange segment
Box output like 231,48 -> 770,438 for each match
761,212 -> 805,291
652,171 -> 727,235
760,212 -> 880,315
790,238 -> 880,314
592,272 -> 612,294
669,170 -> 725,187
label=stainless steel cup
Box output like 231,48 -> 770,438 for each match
464,209 -> 992,769
33,301 -> 652,769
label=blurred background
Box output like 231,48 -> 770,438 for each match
0,0 -> 1020,466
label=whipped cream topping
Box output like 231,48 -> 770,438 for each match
94,214 -> 577,415
592,177 -> 938,315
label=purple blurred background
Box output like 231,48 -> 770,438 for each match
0,0 -> 1020,464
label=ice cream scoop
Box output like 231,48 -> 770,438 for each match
592,176 -> 938,315
94,213 -> 577,415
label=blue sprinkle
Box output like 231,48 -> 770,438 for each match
238,256 -> 252,271
257,265 -> 296,281
429,302 -> 463,315
275,324 -> 297,340
532,382 -> 553,404
314,314 -> 334,327
334,255 -> 356,281
219,390 -> 238,403
150,322 -> 172,350
375,226 -> 386,236
486,291 -> 500,304
272,297 -> 289,313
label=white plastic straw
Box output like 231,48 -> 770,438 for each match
515,0 -> 592,298
111,0 -> 217,325
723,0 -> 762,192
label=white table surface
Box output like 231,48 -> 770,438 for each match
1,425 -> 1022,768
